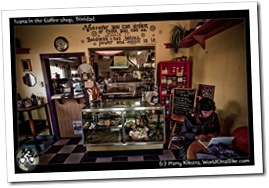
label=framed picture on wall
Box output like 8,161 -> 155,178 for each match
21,59 -> 32,71
197,84 -> 215,100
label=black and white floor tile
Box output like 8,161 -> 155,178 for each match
39,138 -> 179,165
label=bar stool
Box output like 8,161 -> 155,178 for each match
168,114 -> 185,149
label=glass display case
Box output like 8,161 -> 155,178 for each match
81,100 -> 165,147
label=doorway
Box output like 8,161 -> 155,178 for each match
40,52 -> 85,139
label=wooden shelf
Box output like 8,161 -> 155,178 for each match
18,119 -> 49,137
164,18 -> 244,49
16,48 -> 31,54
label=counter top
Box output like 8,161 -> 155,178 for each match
51,94 -> 85,104
82,99 -> 164,112
51,94 -> 84,100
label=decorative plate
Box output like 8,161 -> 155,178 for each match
150,25 -> 156,31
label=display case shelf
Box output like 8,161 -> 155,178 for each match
81,100 -> 165,147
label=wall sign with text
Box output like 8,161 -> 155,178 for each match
82,23 -> 157,46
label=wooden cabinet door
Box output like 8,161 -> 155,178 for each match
55,98 -> 85,138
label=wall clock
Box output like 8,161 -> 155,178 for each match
54,36 -> 69,52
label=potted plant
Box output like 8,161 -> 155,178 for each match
170,22 -> 186,53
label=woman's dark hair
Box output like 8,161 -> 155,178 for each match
194,98 -> 216,124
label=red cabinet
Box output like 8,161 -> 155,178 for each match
157,60 -> 192,141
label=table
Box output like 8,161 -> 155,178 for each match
186,140 -> 208,159
17,103 -> 52,151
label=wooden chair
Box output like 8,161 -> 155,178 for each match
168,88 -> 196,149
167,114 -> 185,149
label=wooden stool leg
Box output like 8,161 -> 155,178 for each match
168,121 -> 177,149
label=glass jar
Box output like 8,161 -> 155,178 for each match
172,77 -> 177,85
167,77 -> 172,85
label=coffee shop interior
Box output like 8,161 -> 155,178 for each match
14,13 -> 251,166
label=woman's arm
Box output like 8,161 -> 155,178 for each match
212,113 -> 221,136
181,117 -> 196,140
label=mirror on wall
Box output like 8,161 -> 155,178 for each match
23,73 -> 37,87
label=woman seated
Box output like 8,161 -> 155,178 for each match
181,98 -> 221,159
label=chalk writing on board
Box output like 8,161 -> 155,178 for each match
197,84 -> 215,100
172,89 -> 196,115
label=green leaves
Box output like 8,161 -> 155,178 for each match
170,23 -> 186,53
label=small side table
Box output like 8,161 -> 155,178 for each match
17,103 -> 52,151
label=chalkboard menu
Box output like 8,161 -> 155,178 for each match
172,88 -> 196,115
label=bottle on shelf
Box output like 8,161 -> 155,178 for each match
176,67 -> 182,77
181,66 -> 184,74
177,76 -> 183,85
172,67 -> 176,74
162,88 -> 167,95
182,76 -> 186,85
162,76 -> 167,85
172,77 -> 177,85
31,93 -> 37,105
167,77 -> 172,85
167,87 -> 171,94
165,108 -> 170,115
165,97 -> 170,104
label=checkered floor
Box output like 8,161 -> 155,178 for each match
39,138 -> 180,165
